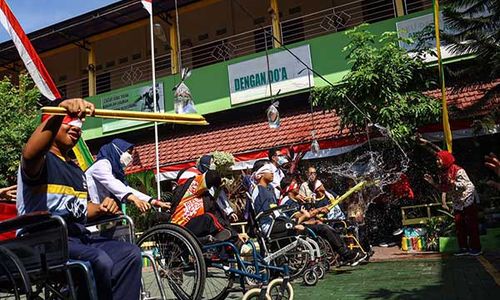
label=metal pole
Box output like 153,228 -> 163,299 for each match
148,11 -> 162,199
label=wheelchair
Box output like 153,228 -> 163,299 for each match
88,213 -> 207,300
0,211 -> 98,300
201,236 -> 294,300
324,219 -> 370,266
246,203 -> 324,287
0,210 -> 208,300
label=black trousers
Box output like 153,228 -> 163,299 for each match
306,223 -> 349,257
185,213 -> 225,237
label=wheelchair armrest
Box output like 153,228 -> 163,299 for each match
86,214 -> 134,227
255,205 -> 294,222
0,211 -> 51,234
322,219 -> 348,228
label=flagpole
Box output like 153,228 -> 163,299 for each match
148,8 -> 162,200
433,0 -> 453,152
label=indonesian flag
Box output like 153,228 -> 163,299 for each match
0,0 -> 61,100
142,0 -> 152,15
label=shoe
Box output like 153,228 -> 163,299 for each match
454,249 -> 469,256
351,252 -> 367,267
393,228 -> 403,236
468,250 -> 483,256
379,242 -> 389,247
214,229 -> 232,241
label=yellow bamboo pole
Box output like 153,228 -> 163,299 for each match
327,181 -> 368,210
270,0 -> 282,49
41,107 -> 209,125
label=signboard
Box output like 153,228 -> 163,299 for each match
101,82 -> 164,132
228,44 -> 314,105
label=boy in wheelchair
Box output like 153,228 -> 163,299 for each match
16,99 -> 142,300
312,181 -> 372,261
248,160 -> 306,239
279,177 -> 364,266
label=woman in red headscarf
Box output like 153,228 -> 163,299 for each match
424,150 -> 481,256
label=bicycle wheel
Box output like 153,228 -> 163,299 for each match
137,224 -> 206,300
0,246 -> 31,300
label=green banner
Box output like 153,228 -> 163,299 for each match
100,82 -> 165,132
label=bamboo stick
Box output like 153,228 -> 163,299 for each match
327,180 -> 380,210
41,107 -> 209,125
327,181 -> 368,210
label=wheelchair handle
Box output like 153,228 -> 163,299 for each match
0,211 -> 52,234
255,204 -> 293,220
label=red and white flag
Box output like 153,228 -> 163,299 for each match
142,0 -> 152,15
0,0 -> 61,100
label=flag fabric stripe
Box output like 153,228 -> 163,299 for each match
73,138 -> 94,171
141,0 -> 152,15
0,0 -> 60,100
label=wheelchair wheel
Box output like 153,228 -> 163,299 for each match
275,243 -> 310,280
319,237 -> 340,269
266,278 -> 293,300
203,266 -> 234,300
244,264 -> 270,287
302,269 -> 318,286
136,224 -> 206,300
0,246 -> 31,300
313,265 -> 324,280
242,288 -> 270,300
316,237 -> 332,272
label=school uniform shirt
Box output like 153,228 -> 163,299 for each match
16,152 -> 88,236
316,191 -> 346,220
251,184 -> 278,234
85,159 -> 150,204
269,164 -> 284,199
280,196 -> 301,219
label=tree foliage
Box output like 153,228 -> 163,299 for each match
441,0 -> 499,80
312,25 -> 441,142
0,74 -> 40,186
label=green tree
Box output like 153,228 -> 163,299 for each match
312,25 -> 441,142
441,0 -> 499,80
0,74 -> 40,186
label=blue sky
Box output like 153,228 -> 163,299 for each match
0,0 -> 119,42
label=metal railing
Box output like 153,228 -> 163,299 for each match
405,0 -> 433,14
60,0 -> 433,98
179,25 -> 273,70
58,53 -> 172,99
281,0 -> 396,45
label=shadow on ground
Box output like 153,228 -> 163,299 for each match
293,255 -> 499,300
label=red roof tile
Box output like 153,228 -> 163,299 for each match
128,80 -> 499,174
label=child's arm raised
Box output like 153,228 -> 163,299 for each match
22,99 -> 94,178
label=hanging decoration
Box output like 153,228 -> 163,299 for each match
266,101 -> 280,129
311,130 -> 320,154
174,68 -> 197,114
